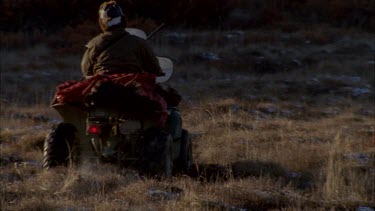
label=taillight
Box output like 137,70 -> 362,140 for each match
87,125 -> 102,134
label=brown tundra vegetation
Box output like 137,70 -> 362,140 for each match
1,1 -> 374,210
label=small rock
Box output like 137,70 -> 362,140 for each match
230,122 -> 253,130
345,153 -> 373,166
39,71 -> 52,76
249,110 -> 268,118
49,118 -> 62,124
253,190 -> 274,200
316,75 -> 363,92
280,109 -> 293,117
22,73 -> 34,79
286,171 -> 314,190
292,102 -> 305,109
321,107 -> 340,116
148,186 -> 183,201
32,114 -> 50,122
292,59 -> 302,66
243,95 -> 257,101
0,172 -> 22,183
339,75 -> 361,84
1,98 -> 10,104
351,87 -> 371,97
287,171 -> 302,178
360,108 -> 374,116
357,129 -> 374,136
231,105 -> 241,113
224,31 -> 244,39
14,160 -> 41,168
198,52 -> 221,61
164,32 -> 187,44
259,106 -> 277,114
321,48 -> 333,53
325,96 -> 342,106
0,156 -> 22,165
190,131 -> 206,139
263,96 -> 278,103
356,206 -> 375,211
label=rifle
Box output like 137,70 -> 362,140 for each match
147,23 -> 165,40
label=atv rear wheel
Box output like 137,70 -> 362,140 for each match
43,123 -> 78,169
174,129 -> 193,173
141,130 -> 173,178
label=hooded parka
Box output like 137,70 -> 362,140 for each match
81,28 -> 163,77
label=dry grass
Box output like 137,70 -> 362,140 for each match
1,26 -> 374,210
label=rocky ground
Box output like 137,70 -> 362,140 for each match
1,26 -> 374,210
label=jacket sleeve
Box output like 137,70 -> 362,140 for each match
139,42 -> 164,76
81,45 -> 95,77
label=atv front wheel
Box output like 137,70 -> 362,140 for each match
43,123 -> 78,169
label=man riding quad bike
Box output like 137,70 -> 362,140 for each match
43,1 -> 193,177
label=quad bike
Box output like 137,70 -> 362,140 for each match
43,28 -> 193,177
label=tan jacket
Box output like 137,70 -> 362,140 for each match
81,29 -> 163,77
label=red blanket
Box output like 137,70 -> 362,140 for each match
53,73 -> 168,126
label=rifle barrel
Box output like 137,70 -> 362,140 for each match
146,23 -> 165,40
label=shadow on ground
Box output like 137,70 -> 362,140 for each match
185,160 -> 314,190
